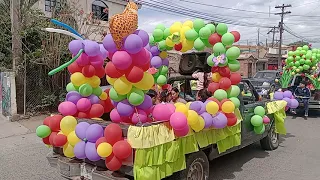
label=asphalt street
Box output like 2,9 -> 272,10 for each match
0,112 -> 319,180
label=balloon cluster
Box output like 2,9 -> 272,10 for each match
103,30 -> 155,125
250,106 -> 269,134
146,45 -> 169,86
273,91 -> 299,110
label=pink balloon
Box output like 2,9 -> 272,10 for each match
174,125 -> 189,137
76,53 -> 90,66
263,116 -> 270,124
58,101 -> 77,116
152,103 -> 175,121
112,51 -> 132,70
77,98 -> 92,112
131,48 -> 149,67
110,109 -> 122,123
131,109 -> 148,124
170,112 -> 188,130
89,55 -> 104,68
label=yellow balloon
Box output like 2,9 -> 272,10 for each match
133,72 -> 154,90
70,72 -> 86,86
88,76 -> 101,88
67,131 -> 81,146
176,104 -> 188,116
159,51 -> 168,59
187,110 -> 199,125
165,38 -> 175,47
186,102 -> 191,109
57,131 -> 64,135
183,20 -> 193,28
63,144 -> 75,158
180,26 -> 191,40
170,24 -> 182,34
182,40 -> 194,50
97,142 -> 113,158
173,22 -> 183,27
107,76 -> 116,85
92,118 -> 103,121
206,101 -> 219,115
60,116 -> 77,135
174,102 -> 185,108
221,101 -> 235,113
212,72 -> 222,83
114,76 -> 132,95
191,116 -> 205,132
99,92 -> 108,100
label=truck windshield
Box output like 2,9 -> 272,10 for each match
254,72 -> 276,79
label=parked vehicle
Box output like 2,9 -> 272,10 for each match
250,70 -> 280,97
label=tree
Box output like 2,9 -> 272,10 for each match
288,41 -> 309,47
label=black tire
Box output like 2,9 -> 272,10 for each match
168,151 -> 209,180
260,124 -> 279,150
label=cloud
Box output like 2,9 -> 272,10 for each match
137,0 -> 320,47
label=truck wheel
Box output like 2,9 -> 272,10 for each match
260,124 -> 279,150
169,151 -> 209,180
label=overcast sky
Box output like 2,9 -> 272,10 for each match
137,0 -> 320,47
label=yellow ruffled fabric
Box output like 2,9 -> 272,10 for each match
266,100 -> 287,114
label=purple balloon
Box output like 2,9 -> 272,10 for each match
69,40 -> 83,55
145,44 -> 151,52
290,99 -> 299,108
85,142 -> 101,161
134,30 -> 149,47
151,56 -> 162,68
198,102 -> 206,114
201,112 -> 213,128
111,100 -> 119,107
74,141 -> 86,159
88,95 -> 100,104
212,112 -> 228,129
124,34 -> 143,54
99,44 -> 108,59
283,90 -> 293,98
75,122 -> 90,140
117,100 -> 134,116
190,101 -> 202,112
162,58 -> 169,66
137,95 -> 153,110
83,40 -> 100,57
283,97 -> 291,107
274,91 -> 284,100
66,91 -> 82,104
103,34 -> 117,53
150,46 -> 160,56
86,124 -> 103,143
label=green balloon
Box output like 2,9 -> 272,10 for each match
127,88 -> 145,106
207,54 -> 215,67
303,64 -> 310,70
92,87 -> 102,96
306,53 -> 312,59
199,27 -> 211,39
194,38 -> 205,51
301,50 -> 306,55
289,62 -> 294,67
160,65 -> 168,75
254,106 -> 265,117
254,124 -> 265,134
229,97 -> 240,108
203,39 -> 213,48
149,35 -> 155,46
299,59 -> 305,65
158,40 -> 167,51
226,46 -> 240,60
287,56 -> 294,62
295,50 -> 301,56
166,45 -> 173,51
317,54 -> 320,58
79,84 -> 93,97
294,61 -> 300,67
295,56 -> 301,61
312,49 -> 318,53
185,29 -> 198,41
156,75 -> 167,85
66,83 -> 77,92
216,23 -> 228,35
312,56 -> 316,60
297,47 -> 303,50
36,125 -> 51,138
153,29 -> 164,42
155,24 -> 166,31
228,60 -> 240,72
221,33 -> 235,46
214,89 -> 228,101
193,19 -> 205,32
163,28 -> 171,39
298,66 -> 303,72
302,45 -> 309,51
205,24 -> 215,33
153,70 -> 160,78
288,51 -> 294,56
213,42 -> 226,56
218,58 -> 228,67
250,115 -> 263,127
305,59 -> 311,65
227,85 -> 240,97
109,88 -> 126,102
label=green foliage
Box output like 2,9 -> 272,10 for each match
288,41 -> 309,47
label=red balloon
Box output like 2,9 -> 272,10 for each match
49,132 -> 58,146
88,104 -> 104,118
140,61 -> 151,72
220,99 -> 231,104
208,97 -> 221,107
43,116 -> 52,126
229,73 -> 242,85
95,66 -> 106,78
105,62 -> 123,78
104,123 -> 123,145
43,136 -> 51,145
105,155 -> 122,171
104,98 -> 114,113
49,115 -> 63,132
219,77 -> 232,90
53,134 -> 67,147
230,31 -> 241,42
208,33 -> 221,46
125,66 -> 144,83
226,113 -> 237,126
77,112 -> 88,118
95,137 -> 108,148
208,82 -> 220,94
174,43 -> 182,51
113,140 -> 132,159
82,65 -> 96,78
68,62 -> 82,74
211,66 -> 219,73
132,48 -> 149,66
219,67 -> 231,77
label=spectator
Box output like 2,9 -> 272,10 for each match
192,70 -> 212,94
159,89 -> 172,103
196,89 -> 212,103
292,81 -> 311,117
146,89 -> 158,105
171,87 -> 187,104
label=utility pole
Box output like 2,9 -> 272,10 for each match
275,4 -> 291,69
267,26 -> 279,47
11,0 -> 22,72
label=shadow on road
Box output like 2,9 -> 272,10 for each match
279,132 -> 295,144
209,144 -> 269,180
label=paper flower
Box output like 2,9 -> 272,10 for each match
212,54 -> 226,67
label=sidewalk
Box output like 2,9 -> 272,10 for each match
0,114 -> 29,139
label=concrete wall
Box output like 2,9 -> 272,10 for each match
0,72 -> 17,120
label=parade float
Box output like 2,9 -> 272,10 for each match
36,2 -> 288,180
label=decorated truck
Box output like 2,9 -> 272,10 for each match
35,2 -> 288,180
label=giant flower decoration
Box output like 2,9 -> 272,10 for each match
212,54 -> 226,67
